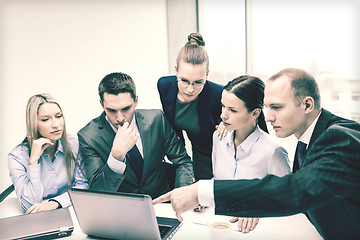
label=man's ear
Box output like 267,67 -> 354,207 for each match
303,97 -> 315,113
134,96 -> 139,108
100,99 -> 104,108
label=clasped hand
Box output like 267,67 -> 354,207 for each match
29,138 -> 55,165
111,122 -> 137,161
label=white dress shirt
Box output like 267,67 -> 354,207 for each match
212,125 -> 290,180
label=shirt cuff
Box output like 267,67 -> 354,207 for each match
107,154 -> 126,174
198,179 -> 215,207
48,199 -> 62,208
49,192 -> 69,208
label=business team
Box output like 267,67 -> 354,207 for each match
154,67 -> 360,239
7,33 -> 360,239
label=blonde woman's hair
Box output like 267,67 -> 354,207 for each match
26,93 -> 76,185
176,33 -> 209,73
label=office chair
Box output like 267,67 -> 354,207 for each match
0,185 -> 14,202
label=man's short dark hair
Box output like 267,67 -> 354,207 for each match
98,72 -> 136,102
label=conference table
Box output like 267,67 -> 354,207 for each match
1,191 -> 323,240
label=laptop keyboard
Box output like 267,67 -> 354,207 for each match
158,225 -> 171,237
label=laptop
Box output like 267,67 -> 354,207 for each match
68,188 -> 182,240
0,207 -> 73,240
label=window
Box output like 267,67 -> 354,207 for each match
198,0 -> 246,84
198,0 -> 359,161
248,0 -> 359,122
198,0 -> 359,123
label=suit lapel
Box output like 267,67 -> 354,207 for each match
197,81 -> 211,136
98,112 -> 116,150
308,109 -> 332,148
134,111 -> 150,184
163,79 -> 178,126
302,109 -> 332,167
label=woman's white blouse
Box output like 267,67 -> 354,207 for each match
212,125 -> 291,180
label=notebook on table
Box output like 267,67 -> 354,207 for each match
0,207 -> 73,240
68,188 -> 182,240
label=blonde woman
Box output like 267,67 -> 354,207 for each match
8,94 -> 88,214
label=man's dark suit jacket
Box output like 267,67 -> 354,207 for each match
157,75 -> 223,180
213,109 -> 360,239
77,109 -> 194,199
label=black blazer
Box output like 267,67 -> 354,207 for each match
213,109 -> 360,239
157,75 -> 223,179
77,109 -> 194,199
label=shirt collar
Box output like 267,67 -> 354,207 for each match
43,139 -> 64,159
106,115 -> 117,132
298,110 -> 322,146
225,125 -> 261,154
52,140 -> 64,158
56,140 -> 64,153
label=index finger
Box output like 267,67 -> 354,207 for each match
153,191 -> 171,205
34,137 -> 53,145
26,205 -> 36,214
25,207 -> 33,214
121,121 -> 129,128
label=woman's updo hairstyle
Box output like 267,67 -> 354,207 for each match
176,33 -> 209,72
187,33 -> 205,46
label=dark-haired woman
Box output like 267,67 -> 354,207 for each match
212,75 -> 290,233
157,33 -> 223,181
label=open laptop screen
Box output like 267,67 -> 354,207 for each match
68,188 -> 181,240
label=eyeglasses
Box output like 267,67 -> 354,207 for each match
177,78 -> 205,88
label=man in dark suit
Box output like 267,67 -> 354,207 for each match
154,68 -> 360,239
78,72 -> 194,199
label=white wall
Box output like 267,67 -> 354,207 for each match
166,0 -> 197,75
0,0 -> 169,192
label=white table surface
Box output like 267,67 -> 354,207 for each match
0,192 -> 323,240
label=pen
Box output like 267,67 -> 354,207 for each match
192,221 -> 241,232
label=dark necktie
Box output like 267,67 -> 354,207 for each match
292,141 -> 307,173
127,144 -> 144,180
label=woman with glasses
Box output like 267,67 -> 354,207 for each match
212,75 -> 290,233
157,33 -> 223,181
8,93 -> 88,214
